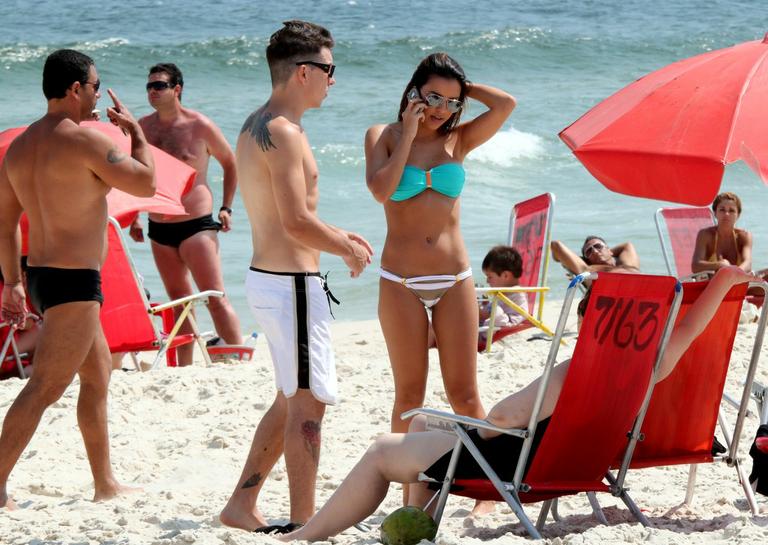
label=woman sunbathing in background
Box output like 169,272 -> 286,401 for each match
281,266 -> 755,542
692,192 -> 753,274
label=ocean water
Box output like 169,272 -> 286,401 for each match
1,0 -> 767,329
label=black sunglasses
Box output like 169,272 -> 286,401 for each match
295,60 -> 336,78
82,79 -> 101,92
146,81 -> 175,92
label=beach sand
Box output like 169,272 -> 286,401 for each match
2,301 -> 768,544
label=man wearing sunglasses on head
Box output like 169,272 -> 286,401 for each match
130,62 -> 242,365
551,235 -> 640,277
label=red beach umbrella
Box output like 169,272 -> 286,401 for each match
0,120 -> 195,227
559,33 -> 768,206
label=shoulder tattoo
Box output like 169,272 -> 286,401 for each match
106,146 -> 127,164
240,105 -> 276,152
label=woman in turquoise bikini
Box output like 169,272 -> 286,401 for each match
365,53 -> 515,439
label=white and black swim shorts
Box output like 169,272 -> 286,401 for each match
245,267 -> 338,405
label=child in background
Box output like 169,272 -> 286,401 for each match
479,245 -> 526,339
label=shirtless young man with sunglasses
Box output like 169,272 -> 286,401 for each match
551,236 -> 640,276
130,63 -> 242,364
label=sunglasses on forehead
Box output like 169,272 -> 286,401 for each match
420,91 -> 463,114
295,60 -> 336,78
146,81 -> 175,91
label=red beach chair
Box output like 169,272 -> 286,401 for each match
655,206 -> 715,279
101,217 -> 223,370
0,320 -> 30,379
407,272 -> 682,538
604,279 -> 768,516
479,193 -> 557,352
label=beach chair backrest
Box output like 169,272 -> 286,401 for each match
508,193 -> 555,319
629,280 -> 745,467
521,273 -> 680,501
656,207 -> 715,277
100,218 -> 160,352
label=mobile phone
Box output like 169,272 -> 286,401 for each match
407,87 -> 420,102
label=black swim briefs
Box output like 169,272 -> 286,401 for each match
25,266 -> 104,314
147,214 -> 222,248
424,417 -> 551,486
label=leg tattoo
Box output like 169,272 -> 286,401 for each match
301,420 -> 322,463
241,473 -> 263,489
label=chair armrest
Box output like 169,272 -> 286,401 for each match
401,407 -> 527,437
475,286 -> 549,295
149,290 -> 224,313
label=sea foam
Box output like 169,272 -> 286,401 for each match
470,126 -> 545,167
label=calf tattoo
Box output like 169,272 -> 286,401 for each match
240,104 -> 275,152
301,420 -> 322,463
241,472 -> 262,489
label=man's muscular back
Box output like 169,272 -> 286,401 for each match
237,109 -> 321,272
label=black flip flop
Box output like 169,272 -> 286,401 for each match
253,522 -> 303,534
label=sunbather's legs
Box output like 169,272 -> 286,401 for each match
0,302 -> 99,508
431,278 -> 485,420
76,325 -> 137,501
284,389 -> 326,523
179,231 -> 241,345
151,241 -> 196,365
280,430 -> 456,542
379,277 -> 430,434
220,393 -> 287,530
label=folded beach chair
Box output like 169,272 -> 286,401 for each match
479,193 -> 557,353
598,278 -> 768,517
406,272 -> 682,538
655,206 -> 715,278
101,217 -> 223,370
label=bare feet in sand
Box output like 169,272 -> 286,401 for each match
470,499 -> 496,517
219,499 -> 269,531
1,492 -> 18,511
93,481 -> 143,502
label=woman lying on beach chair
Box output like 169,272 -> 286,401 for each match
279,266 -> 754,542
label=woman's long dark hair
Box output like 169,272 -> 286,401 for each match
397,52 -> 468,135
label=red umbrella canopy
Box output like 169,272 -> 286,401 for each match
559,33 -> 768,206
0,120 -> 195,226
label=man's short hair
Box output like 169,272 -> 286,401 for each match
581,235 -> 607,256
42,49 -> 94,100
149,63 -> 184,100
481,245 -> 523,278
712,191 -> 742,214
266,20 -> 334,85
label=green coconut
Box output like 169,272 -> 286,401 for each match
380,506 -> 438,545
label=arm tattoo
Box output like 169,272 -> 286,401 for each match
106,147 -> 127,164
241,473 -> 262,489
240,104 -> 276,152
301,420 -> 322,464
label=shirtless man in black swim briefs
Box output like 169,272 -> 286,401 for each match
131,62 -> 241,364
0,49 -> 155,509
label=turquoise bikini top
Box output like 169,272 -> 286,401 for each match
390,163 -> 466,202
